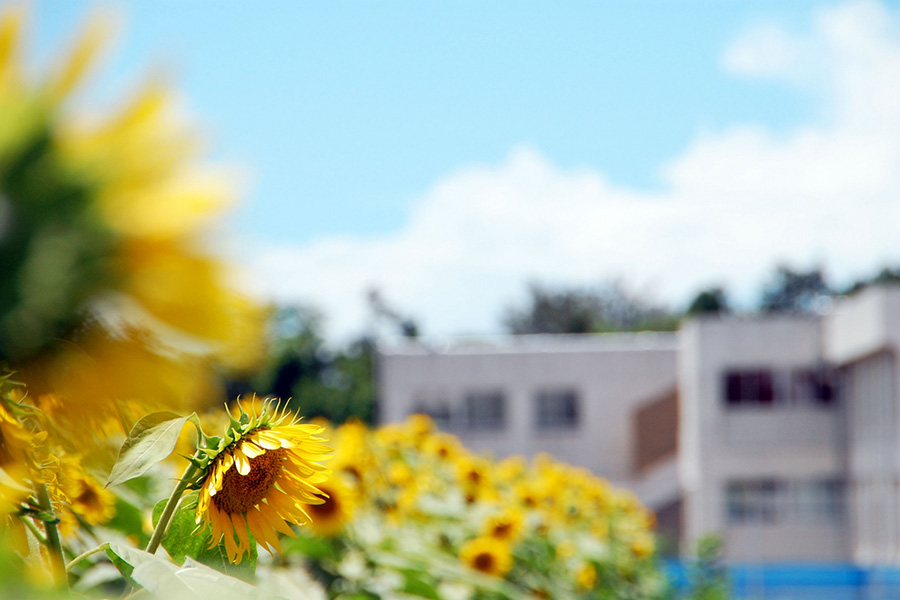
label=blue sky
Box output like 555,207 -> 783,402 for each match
34,1 -> 900,338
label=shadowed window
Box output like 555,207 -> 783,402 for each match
535,389 -> 580,429
464,390 -> 506,430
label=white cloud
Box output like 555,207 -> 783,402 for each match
251,0 -> 900,341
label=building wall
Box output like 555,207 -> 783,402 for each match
377,334 -> 678,487
843,351 -> 897,564
679,316 -> 849,562
824,286 -> 900,565
376,286 -> 900,564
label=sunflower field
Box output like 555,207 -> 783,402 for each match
0,9 -> 725,600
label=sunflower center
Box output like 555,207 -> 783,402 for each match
492,522 -> 512,538
77,486 -> 99,508
473,552 -> 495,573
213,447 -> 286,514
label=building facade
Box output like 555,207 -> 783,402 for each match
376,285 -> 900,564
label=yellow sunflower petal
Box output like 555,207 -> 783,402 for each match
230,512 -> 251,558
232,449 -> 250,476
0,9 -> 23,85
240,440 -> 265,459
47,15 -> 110,103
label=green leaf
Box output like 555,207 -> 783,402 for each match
400,569 -> 441,600
193,535 -> 258,582
105,541 -> 151,586
106,542 -> 275,599
107,496 -> 149,545
152,491 -> 257,580
106,412 -> 190,488
152,493 -> 200,565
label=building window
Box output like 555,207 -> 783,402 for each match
464,390 -> 506,430
725,370 -> 775,407
790,368 -> 836,406
723,367 -> 836,409
794,479 -> 844,522
726,479 -> 783,524
725,478 -> 844,525
535,389 -> 580,429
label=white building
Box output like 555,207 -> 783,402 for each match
376,285 -> 900,564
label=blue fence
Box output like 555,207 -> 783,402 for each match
666,562 -> 900,599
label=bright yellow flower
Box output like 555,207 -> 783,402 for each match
460,536 -> 513,578
421,432 -> 461,462
387,461 -> 413,487
302,477 -> 354,537
483,507 -> 525,542
195,403 -> 332,564
60,459 -> 116,527
330,420 -> 374,488
631,532 -> 655,559
494,455 -> 527,482
0,398 -> 36,514
575,562 -> 597,590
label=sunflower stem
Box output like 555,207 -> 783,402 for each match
66,542 -> 109,572
146,461 -> 199,555
35,482 -> 67,588
18,514 -> 48,544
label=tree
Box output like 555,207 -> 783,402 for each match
367,288 -> 419,338
759,266 -> 832,314
686,287 -> 729,316
240,304 -> 376,425
843,266 -> 900,296
502,281 -> 679,335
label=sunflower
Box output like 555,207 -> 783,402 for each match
301,477 -> 354,537
575,562 -> 598,591
0,8 -> 262,376
483,507 -> 525,542
329,421 -> 374,488
630,532 -> 655,559
60,459 -> 116,527
194,402 -> 332,564
459,536 -> 513,578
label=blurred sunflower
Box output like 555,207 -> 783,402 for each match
60,459 -> 116,527
302,477 -> 354,537
459,536 -> 513,578
483,507 -> 525,542
630,531 -> 655,559
575,562 -> 598,591
0,9 -> 262,413
194,402 -> 332,564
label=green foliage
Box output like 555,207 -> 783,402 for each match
681,536 -> 729,600
105,412 -> 192,488
247,305 -> 376,425
759,265 -> 831,314
843,266 -> 900,296
502,282 -> 680,334
0,123 -> 119,363
151,492 -> 257,579
686,288 -> 729,316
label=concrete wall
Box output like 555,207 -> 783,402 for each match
378,334 -> 678,487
